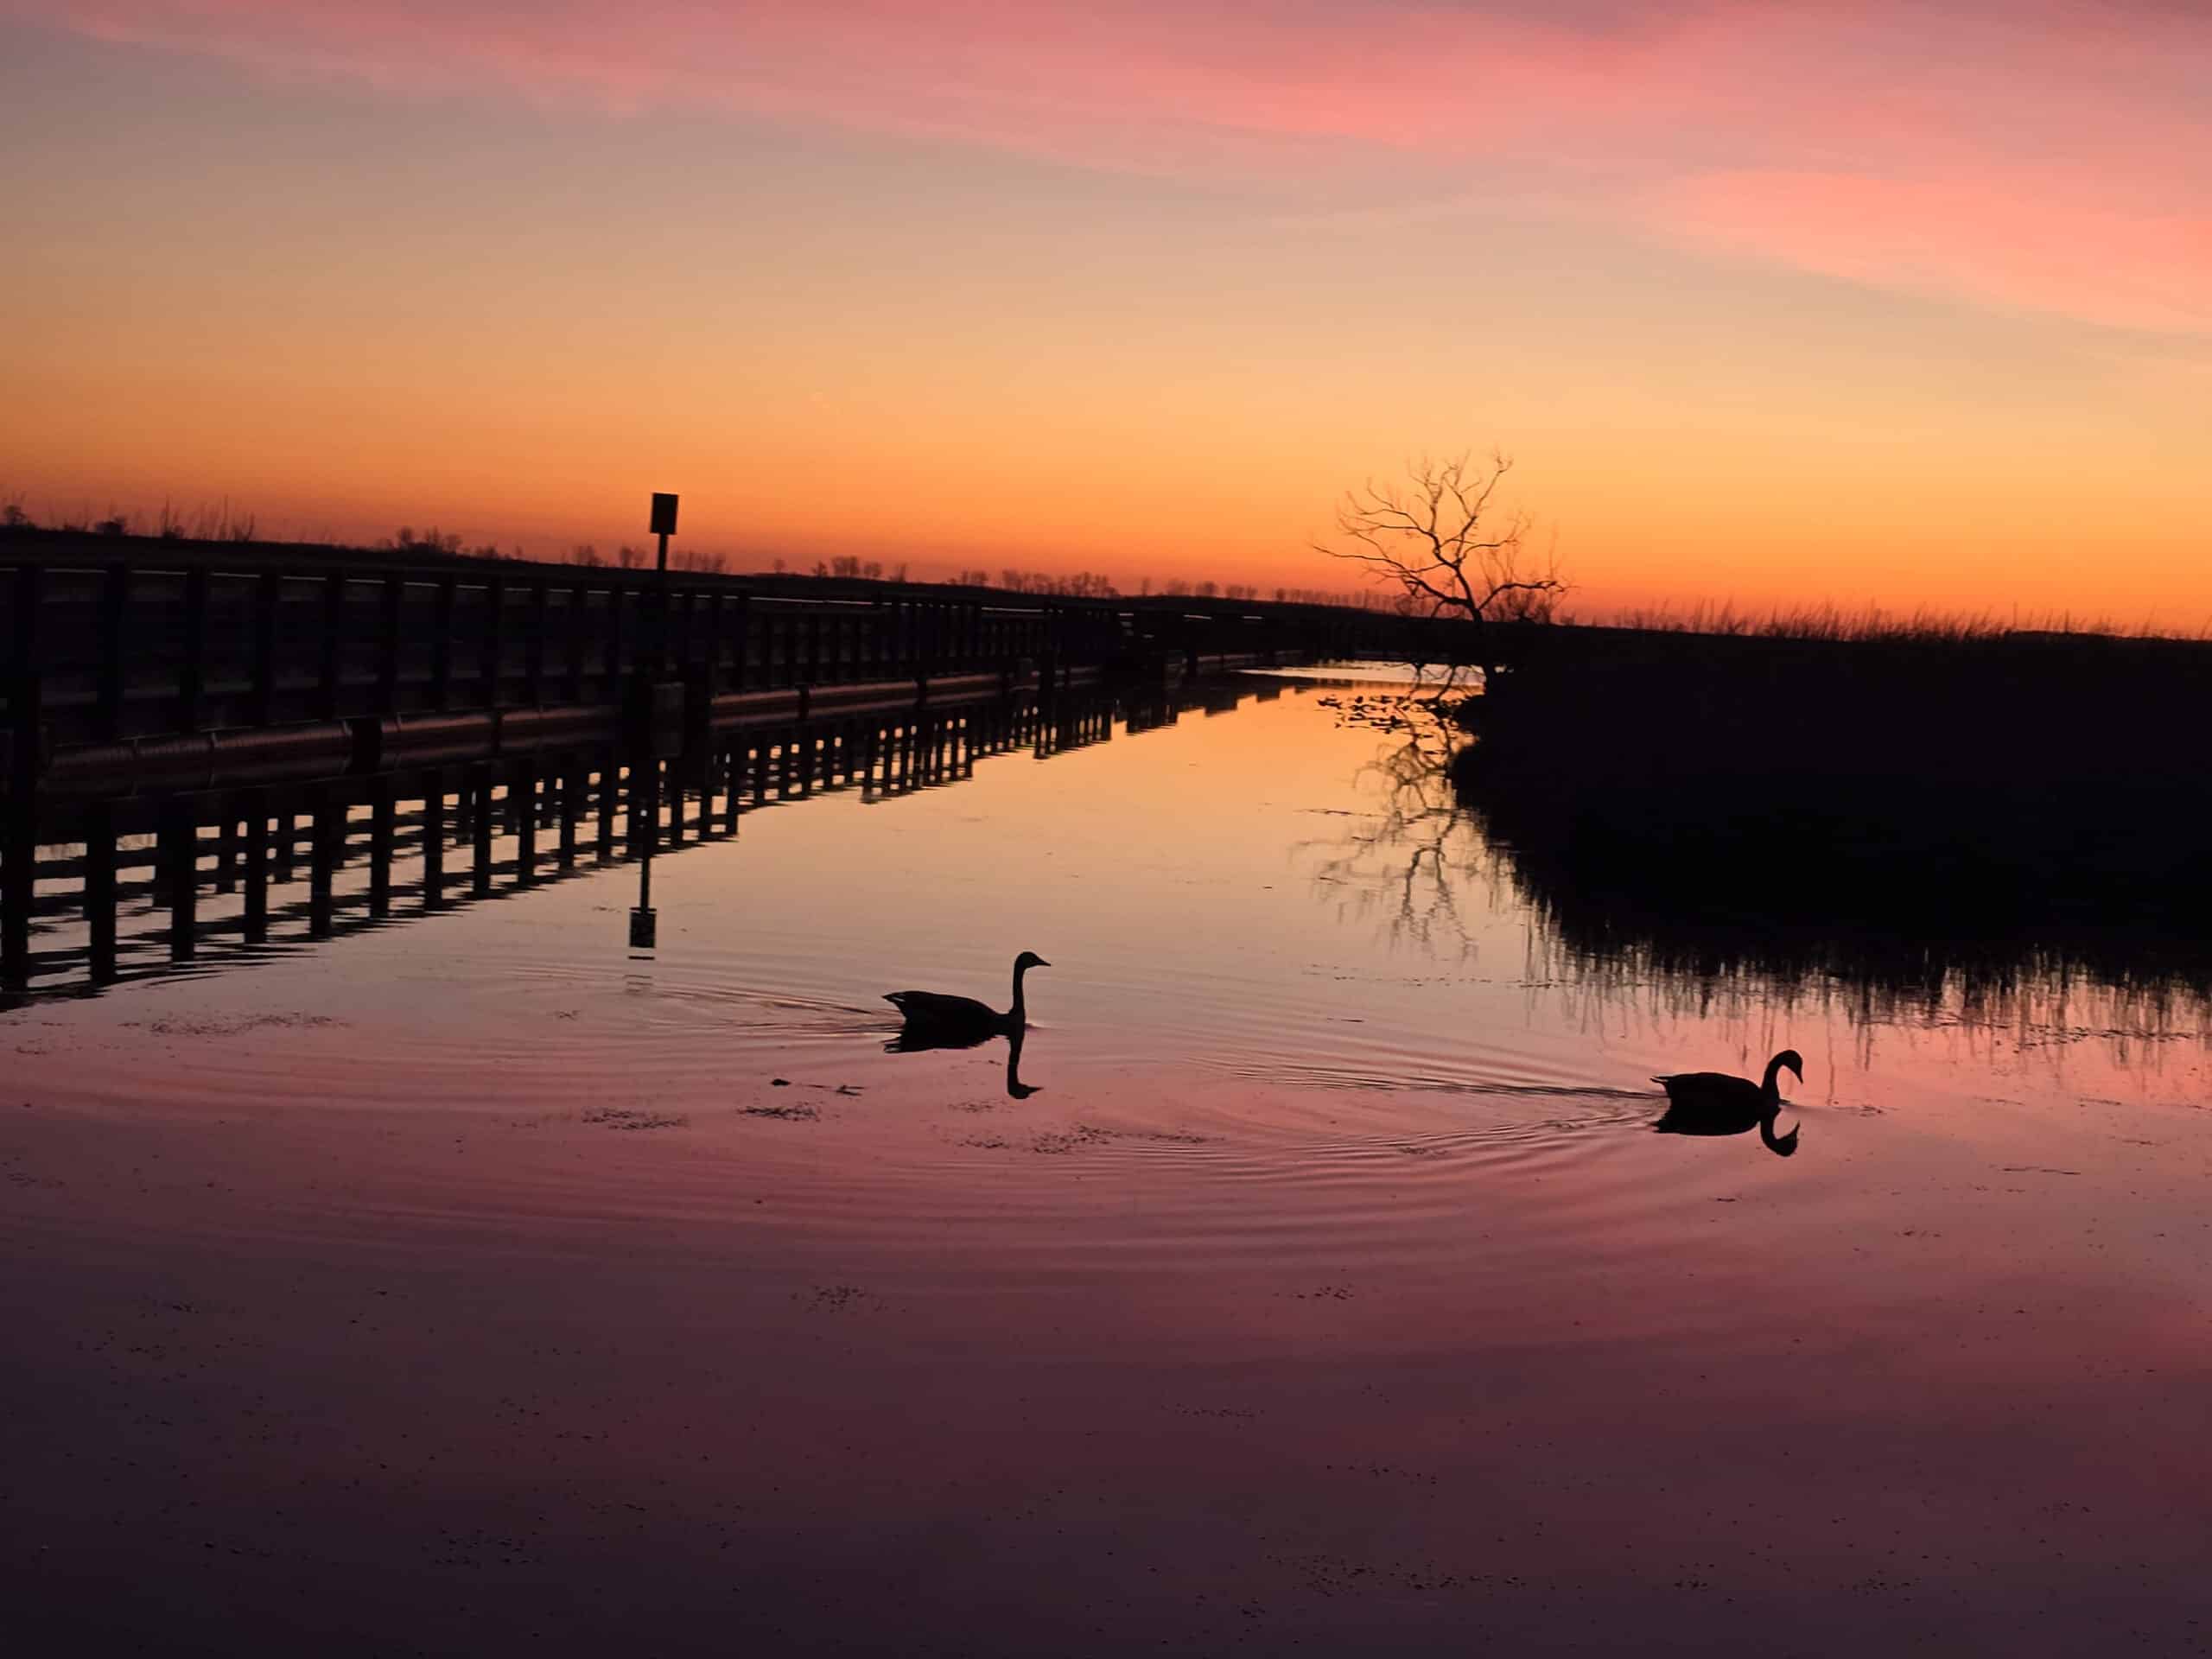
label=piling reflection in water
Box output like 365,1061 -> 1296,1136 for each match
1,679 -> 1275,1007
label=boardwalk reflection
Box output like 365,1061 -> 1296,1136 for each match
3,678 -> 1286,1006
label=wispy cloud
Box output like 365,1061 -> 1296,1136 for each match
17,0 -> 2209,331
1656,168 -> 2212,335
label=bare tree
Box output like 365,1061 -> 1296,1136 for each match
1317,450 -> 1564,691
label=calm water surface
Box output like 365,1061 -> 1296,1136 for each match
5,677 -> 2209,1655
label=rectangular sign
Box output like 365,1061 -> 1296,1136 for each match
649,493 -> 679,536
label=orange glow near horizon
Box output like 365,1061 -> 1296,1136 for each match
2,3 -> 2208,625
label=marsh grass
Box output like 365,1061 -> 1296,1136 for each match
1457,620 -> 2212,1031
1586,601 -> 2211,644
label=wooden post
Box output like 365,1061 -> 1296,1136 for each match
472,764 -> 494,897
242,798 -> 270,944
604,582 -> 625,696
180,564 -> 209,734
308,790 -> 337,938
4,569 -> 44,993
480,577 -> 505,709
163,802 -> 198,963
596,759 -> 617,859
378,575 -> 404,715
526,582 -> 548,708
628,756 -> 658,859
214,808 -> 238,894
251,572 -> 280,728
319,572 -> 346,721
369,778 -> 395,917
97,564 -> 128,741
432,576 -> 456,711
515,758 -> 538,885
421,779 -> 445,910
559,758 -> 580,869
566,585 -> 588,702
86,802 -> 118,982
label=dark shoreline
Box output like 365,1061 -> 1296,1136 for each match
1457,623 -> 2212,1020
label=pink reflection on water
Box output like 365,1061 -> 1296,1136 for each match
3,682 -> 2209,1651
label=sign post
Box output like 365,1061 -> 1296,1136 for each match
627,490 -> 679,954
650,493 -> 679,572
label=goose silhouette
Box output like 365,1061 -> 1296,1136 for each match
885,951 -> 1048,1048
1651,1048 -> 1802,1157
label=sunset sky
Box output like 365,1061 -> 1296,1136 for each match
3,2 -> 2207,620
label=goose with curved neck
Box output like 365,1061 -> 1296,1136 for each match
885,951 -> 1050,1047
1006,953 -> 1038,1029
1651,1048 -> 1803,1156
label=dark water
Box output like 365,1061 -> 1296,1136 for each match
4,675 -> 2209,1655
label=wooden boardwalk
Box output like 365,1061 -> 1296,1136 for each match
2,531 -> 1423,994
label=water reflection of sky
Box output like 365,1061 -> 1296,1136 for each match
5,677 -> 2210,1653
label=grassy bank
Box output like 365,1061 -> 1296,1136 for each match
1456,622 -> 2212,1019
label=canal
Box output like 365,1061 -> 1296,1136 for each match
3,671 -> 2207,1655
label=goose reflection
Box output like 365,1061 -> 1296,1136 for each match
884,951 -> 1050,1099
1650,1048 -> 1802,1158
885,1015 -> 1043,1100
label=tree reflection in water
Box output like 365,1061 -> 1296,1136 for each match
1301,694 -> 1496,957
1308,694 -> 2212,1064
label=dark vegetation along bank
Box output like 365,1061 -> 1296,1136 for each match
1457,623 -> 2212,1017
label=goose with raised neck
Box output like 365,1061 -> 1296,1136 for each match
885,950 -> 1051,1045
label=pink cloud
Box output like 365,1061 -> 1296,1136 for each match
15,1 -> 2210,331
1656,168 -> 2212,335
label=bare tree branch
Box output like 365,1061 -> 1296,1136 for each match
1313,450 -> 1566,692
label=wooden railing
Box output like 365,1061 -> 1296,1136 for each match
0,531 -> 1410,758
0,530 -> 1453,990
